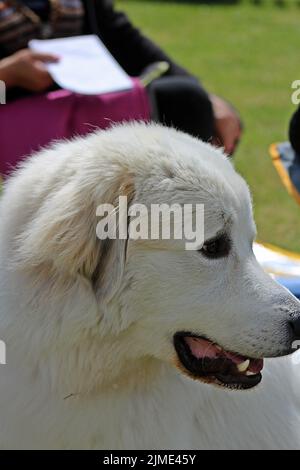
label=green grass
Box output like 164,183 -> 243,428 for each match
117,0 -> 300,251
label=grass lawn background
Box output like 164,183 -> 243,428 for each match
117,0 -> 300,251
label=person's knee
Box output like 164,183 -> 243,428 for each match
149,77 -> 214,142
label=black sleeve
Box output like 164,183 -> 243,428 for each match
85,0 -> 192,78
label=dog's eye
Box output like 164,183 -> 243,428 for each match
200,234 -> 231,259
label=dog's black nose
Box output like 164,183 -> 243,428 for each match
289,316 -> 300,340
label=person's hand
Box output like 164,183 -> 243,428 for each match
210,94 -> 242,156
0,49 -> 59,92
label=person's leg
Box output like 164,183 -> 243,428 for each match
148,76 -> 214,142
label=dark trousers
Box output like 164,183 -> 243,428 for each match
148,76 -> 214,143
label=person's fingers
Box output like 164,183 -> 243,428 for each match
230,122 -> 242,153
222,126 -> 241,155
31,61 -> 54,90
222,113 -> 242,152
31,52 -> 60,63
213,120 -> 242,155
211,136 -> 222,148
34,60 -> 51,72
222,135 -> 238,155
210,94 -> 243,155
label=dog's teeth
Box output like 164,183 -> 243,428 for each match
237,359 -> 250,372
246,371 -> 256,376
215,345 -> 222,351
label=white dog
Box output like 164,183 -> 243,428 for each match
1,123 -> 300,449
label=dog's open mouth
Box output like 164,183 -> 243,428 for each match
174,332 -> 264,390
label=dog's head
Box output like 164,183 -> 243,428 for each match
10,123 -> 300,391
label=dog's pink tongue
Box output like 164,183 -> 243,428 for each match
185,337 -> 264,372
185,337 -> 219,359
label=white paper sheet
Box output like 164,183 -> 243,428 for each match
29,35 -> 133,95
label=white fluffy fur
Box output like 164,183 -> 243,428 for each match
1,123 -> 300,449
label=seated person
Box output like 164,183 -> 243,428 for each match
0,0 -> 242,162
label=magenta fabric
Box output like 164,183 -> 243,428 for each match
0,78 -> 150,176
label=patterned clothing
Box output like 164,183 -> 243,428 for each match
0,0 -> 84,55
23,1 -> 49,19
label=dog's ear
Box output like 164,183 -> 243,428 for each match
92,177 -> 135,303
14,173 -> 135,302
